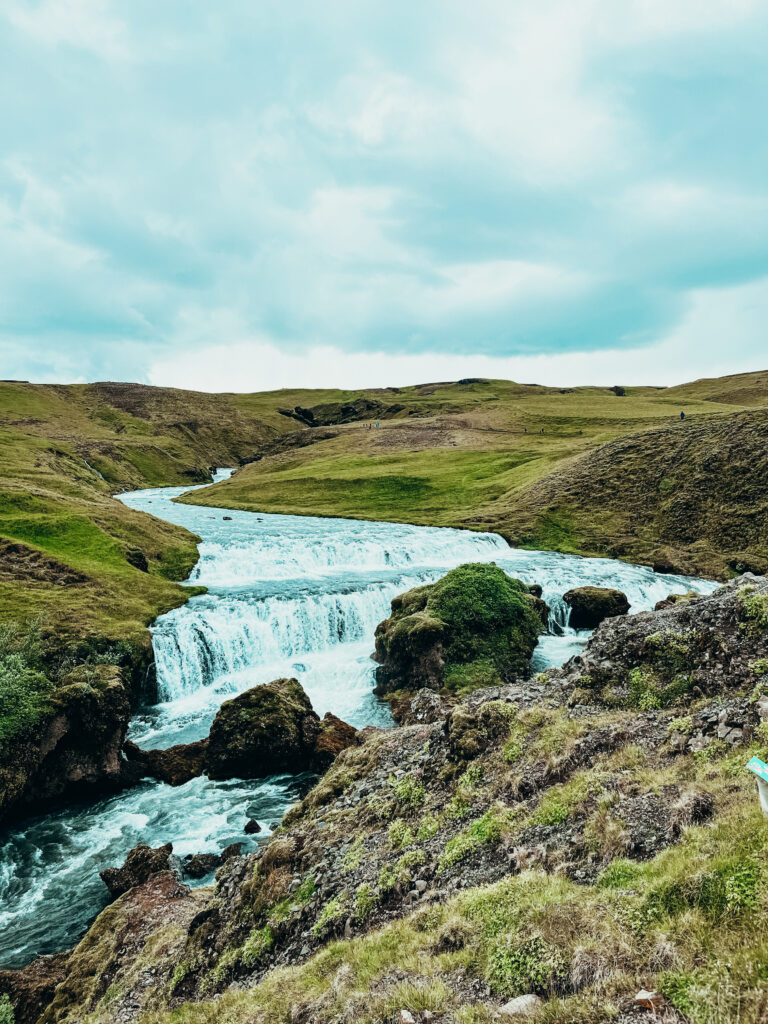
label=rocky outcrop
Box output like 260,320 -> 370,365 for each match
0,665 -> 133,824
0,953 -> 70,1024
562,586 -> 630,629
123,738 -> 208,787
13,575 -> 768,1024
125,680 -> 359,786
373,563 -> 543,696
100,842 -> 175,899
555,574 -> 768,709
37,872 -> 208,1024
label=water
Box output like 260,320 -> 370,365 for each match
0,470 -> 718,967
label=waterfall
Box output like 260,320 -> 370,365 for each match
151,579 -> 422,702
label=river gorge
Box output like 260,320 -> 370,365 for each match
0,472 -> 718,970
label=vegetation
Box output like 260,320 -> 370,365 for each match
180,370 -> 768,580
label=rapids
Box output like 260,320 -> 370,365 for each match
0,471 -> 718,967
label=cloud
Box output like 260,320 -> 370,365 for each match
3,0 -> 131,59
145,276 -> 768,392
2,0 -> 768,386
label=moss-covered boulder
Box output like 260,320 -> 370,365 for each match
562,586 -> 630,629
205,678 -> 358,780
373,563 -> 543,696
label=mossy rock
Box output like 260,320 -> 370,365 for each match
373,563 -> 543,696
563,586 -> 630,629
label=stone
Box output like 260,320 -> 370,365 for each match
634,989 -> 664,1011
205,678 -> 358,780
372,564 -> 543,697
0,953 -> 70,1024
100,842 -> 174,899
395,1012 -> 416,1024
562,586 -> 630,629
183,853 -> 222,879
221,843 -> 243,861
244,818 -> 262,834
500,994 -> 543,1016
123,738 -> 208,787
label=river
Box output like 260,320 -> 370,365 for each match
0,471 -> 718,968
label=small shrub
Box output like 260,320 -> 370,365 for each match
743,592 -> 768,630
241,925 -> 274,967
438,810 -> 503,871
342,837 -> 364,870
313,894 -> 346,936
668,715 -> 693,735
487,935 -> 569,996
0,995 -> 12,1024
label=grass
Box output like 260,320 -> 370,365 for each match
179,371 -> 768,579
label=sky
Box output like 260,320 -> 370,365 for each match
1,0 -> 768,392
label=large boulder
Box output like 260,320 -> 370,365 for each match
124,680 -> 359,785
206,679 -> 359,780
373,563 -> 543,697
100,842 -> 174,899
562,586 -> 630,629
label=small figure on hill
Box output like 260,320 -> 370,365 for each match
680,411 -> 686,420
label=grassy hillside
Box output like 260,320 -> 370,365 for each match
181,372 -> 768,578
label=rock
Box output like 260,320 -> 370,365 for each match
221,842 -> 242,861
123,738 -> 208,787
311,712 -> 360,772
0,663 -> 135,824
0,953 -> 70,1024
395,1011 -> 416,1024
223,515 -> 232,520
373,563 -> 543,696
563,586 -> 630,629
41,872 -> 206,1021
634,989 -> 664,1011
500,993 -> 543,1016
100,842 -> 174,899
244,818 -> 262,834
206,679 -> 358,780
183,852 -> 222,879
654,590 -> 701,612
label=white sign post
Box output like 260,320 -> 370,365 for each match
747,756 -> 768,815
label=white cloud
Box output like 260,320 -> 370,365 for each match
146,276 -> 768,393
3,0 -> 131,60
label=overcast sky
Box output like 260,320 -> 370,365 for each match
1,0 -> 767,391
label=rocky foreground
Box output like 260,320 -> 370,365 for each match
4,575 -> 768,1023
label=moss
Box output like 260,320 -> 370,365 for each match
668,715 -> 694,735
596,859 -> 643,889
389,819 -> 414,849
313,894 -> 347,936
0,620 -> 55,753
391,773 -> 425,810
417,814 -> 440,841
438,810 -> 504,872
743,592 -> 768,631
241,926 -> 275,968
750,657 -> 768,677
628,666 -> 693,709
342,837 -> 365,870
354,883 -> 377,923
0,995 -> 13,1024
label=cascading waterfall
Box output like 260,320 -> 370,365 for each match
0,470 -> 720,971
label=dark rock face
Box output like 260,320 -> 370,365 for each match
563,586 -> 630,629
183,852 -> 222,879
100,842 -> 174,899
312,713 -> 361,772
127,680 -> 359,786
0,664 -> 134,825
123,738 -> 208,787
373,563 -> 543,697
0,952 -> 69,1024
557,574 -> 768,708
